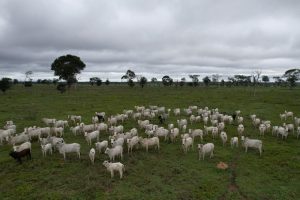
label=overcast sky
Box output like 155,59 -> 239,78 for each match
0,0 -> 299,81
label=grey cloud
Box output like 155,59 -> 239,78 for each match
0,0 -> 299,81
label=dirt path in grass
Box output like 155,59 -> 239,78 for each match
219,152 -> 248,200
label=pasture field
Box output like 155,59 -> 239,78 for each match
0,85 -> 300,200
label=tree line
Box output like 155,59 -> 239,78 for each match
1,54 -> 299,93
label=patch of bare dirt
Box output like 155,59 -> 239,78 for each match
217,162 -> 229,170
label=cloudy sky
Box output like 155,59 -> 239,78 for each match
0,0 -> 299,81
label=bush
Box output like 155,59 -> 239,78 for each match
0,78 -> 12,93
24,81 -> 33,87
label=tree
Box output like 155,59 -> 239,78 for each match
51,54 -> 86,87
262,75 -> 269,86
273,76 -> 286,87
0,78 -> 12,93
53,78 -> 59,85
128,79 -> 135,87
162,75 -> 173,86
24,71 -> 33,87
121,75 -> 128,82
151,77 -> 157,86
121,70 -> 136,80
234,75 -> 251,86
227,77 -> 236,87
125,70 -> 136,80
105,79 -> 110,86
13,79 -> 19,84
283,68 -> 300,89
212,74 -> 221,85
139,76 -> 147,88
203,76 -> 211,86
151,77 -> 157,83
122,69 -> 136,87
252,70 -> 262,96
174,80 -> 179,87
25,71 -> 33,80
189,75 -> 199,87
180,77 -> 186,86
90,77 -> 101,86
220,79 -> 225,86
252,70 -> 262,85
96,79 -> 102,86
37,79 -> 51,84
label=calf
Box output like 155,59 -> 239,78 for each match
9,149 -> 31,164
230,137 -> 239,148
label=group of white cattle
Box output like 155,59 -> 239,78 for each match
1,106 -> 299,179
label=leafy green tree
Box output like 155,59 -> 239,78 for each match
128,79 -> 135,87
90,77 -> 101,86
283,69 -> 300,89
51,54 -> 86,87
139,76 -> 147,88
262,75 -> 269,82
0,77 -> 12,93
234,75 -> 251,86
273,76 -> 285,87
121,75 -> 127,81
262,75 -> 269,86
37,79 -> 51,84
150,77 -> 157,86
96,79 -> 102,86
122,69 -> 136,87
220,79 -> 225,86
121,70 -> 136,80
43,79 -> 51,84
203,76 -> 211,86
13,79 -> 19,84
189,75 -> 199,86
227,77 -> 235,87
105,79 -> 110,86
180,77 -> 186,86
24,70 -> 33,87
53,78 -> 59,85
212,74 -> 221,86
151,77 -> 157,83
125,70 -> 136,80
162,75 -> 173,86
25,71 -> 33,80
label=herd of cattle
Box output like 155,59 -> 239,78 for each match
1,106 -> 299,179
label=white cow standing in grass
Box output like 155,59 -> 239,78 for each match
198,143 -> 214,160
241,136 -> 262,156
103,161 -> 125,179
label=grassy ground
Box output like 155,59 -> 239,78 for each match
0,85 -> 299,200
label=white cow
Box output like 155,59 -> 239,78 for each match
198,143 -> 214,160
182,137 -> 193,153
230,137 -> 239,148
220,131 -> 227,146
241,136 -> 262,156
103,161 -> 125,179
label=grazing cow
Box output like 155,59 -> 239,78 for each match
95,112 -> 105,122
158,114 -> 168,124
9,149 -> 31,164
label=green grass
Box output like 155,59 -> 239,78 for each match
0,85 -> 300,200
